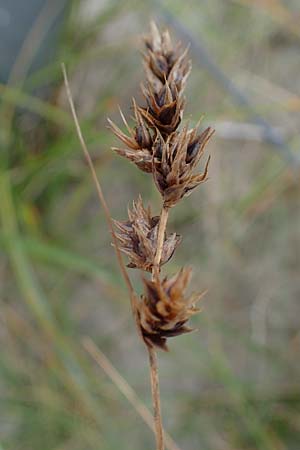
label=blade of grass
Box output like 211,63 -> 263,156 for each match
0,83 -> 71,127
15,236 -> 116,283
0,171 -> 54,325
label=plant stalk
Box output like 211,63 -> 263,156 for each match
147,344 -> 164,450
152,205 -> 169,280
61,63 -> 140,330
147,204 -> 170,450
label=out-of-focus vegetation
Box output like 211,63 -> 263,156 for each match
1,1 -> 300,449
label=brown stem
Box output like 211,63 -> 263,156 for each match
152,205 -> 169,280
147,204 -> 170,449
147,345 -> 164,450
83,338 -> 181,450
61,63 -> 140,330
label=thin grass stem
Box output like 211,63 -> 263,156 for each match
152,205 -> 169,280
147,345 -> 165,450
83,337 -> 181,450
61,63 -> 140,326
148,203 -> 171,450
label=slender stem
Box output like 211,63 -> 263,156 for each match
63,63 -> 170,450
84,337 -> 181,450
147,204 -> 170,450
147,345 -> 164,450
152,205 -> 169,280
61,64 -> 138,310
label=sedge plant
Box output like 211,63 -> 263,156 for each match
63,21 -> 214,450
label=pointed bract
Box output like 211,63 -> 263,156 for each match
108,100 -> 154,172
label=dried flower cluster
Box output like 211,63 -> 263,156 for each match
140,268 -> 206,350
114,196 -> 181,272
109,22 -> 214,351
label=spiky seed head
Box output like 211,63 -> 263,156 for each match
142,22 -> 191,139
138,267 -> 205,350
139,80 -> 184,136
107,22 -> 213,352
108,100 -> 154,172
152,125 -> 214,207
113,196 -> 181,272
143,21 -> 191,94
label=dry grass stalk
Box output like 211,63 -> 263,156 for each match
63,20 -> 213,450
83,337 -> 182,450
61,63 -> 141,336
108,21 -> 214,450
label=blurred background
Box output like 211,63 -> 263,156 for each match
1,1 -> 300,449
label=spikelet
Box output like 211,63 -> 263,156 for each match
138,268 -> 205,351
153,124 -> 214,207
108,21 -> 193,171
143,21 -> 191,97
108,100 -> 153,173
114,196 -> 181,272
139,81 -> 184,136
141,21 -> 191,137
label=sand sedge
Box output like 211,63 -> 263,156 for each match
63,21 -> 214,450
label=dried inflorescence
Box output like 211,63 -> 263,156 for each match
109,22 -> 213,350
140,81 -> 184,136
108,100 -> 154,173
143,22 -> 191,102
153,124 -> 214,207
138,268 -> 205,350
114,197 -> 181,272
141,22 -> 191,137
109,21 -> 213,207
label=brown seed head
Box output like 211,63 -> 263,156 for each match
139,80 -> 184,136
143,21 -> 191,94
138,267 -> 205,350
142,22 -> 191,138
152,124 -> 214,207
108,99 -> 154,173
107,22 -> 212,354
108,22 -> 213,188
113,196 -> 181,272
